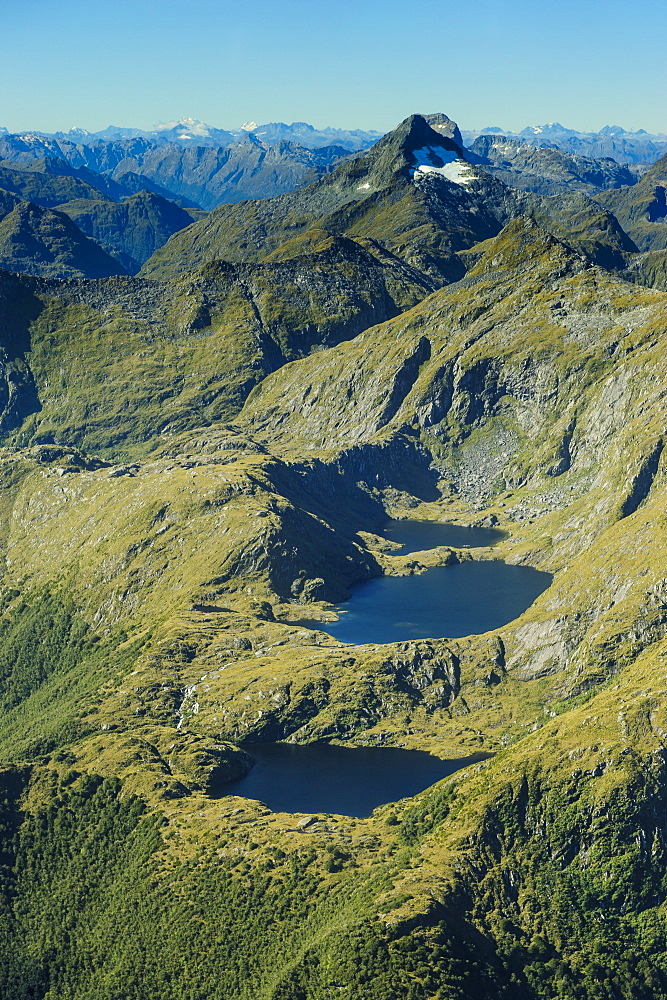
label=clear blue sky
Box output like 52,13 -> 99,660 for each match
2,0 -> 666,135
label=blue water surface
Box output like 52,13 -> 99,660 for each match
318,559 -> 551,645
382,519 -> 506,554
215,742 -> 490,817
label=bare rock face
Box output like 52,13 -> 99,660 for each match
470,134 -> 636,196
423,112 -> 464,149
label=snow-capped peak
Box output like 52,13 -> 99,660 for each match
519,122 -> 569,136
152,117 -> 215,136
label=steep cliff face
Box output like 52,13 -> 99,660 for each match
239,217 -> 663,512
55,190 -> 201,271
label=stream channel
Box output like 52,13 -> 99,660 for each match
219,521 -> 551,816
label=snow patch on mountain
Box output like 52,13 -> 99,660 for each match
411,146 -> 474,186
412,146 -> 458,169
438,161 -> 474,185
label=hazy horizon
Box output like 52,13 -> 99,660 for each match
4,0 -> 666,137
3,113 -> 666,139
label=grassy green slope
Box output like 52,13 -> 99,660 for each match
0,219 -> 665,766
240,217 -> 661,503
0,147 -> 667,999
0,238 -> 437,456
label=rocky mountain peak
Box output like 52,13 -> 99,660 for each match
519,122 -> 570,136
599,124 -> 627,136
422,112 -> 464,148
359,114 -> 465,187
377,114 -> 462,155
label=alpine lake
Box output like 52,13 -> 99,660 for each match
218,520 -> 552,817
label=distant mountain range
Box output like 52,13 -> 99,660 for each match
3,117 -> 667,163
1,109 -> 666,282
462,122 -> 667,164
0,117 -> 383,152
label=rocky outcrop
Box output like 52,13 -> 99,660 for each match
162,732 -> 253,792
470,134 -> 636,196
239,217 -> 666,517
215,640 -> 461,743
619,439 -> 664,517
